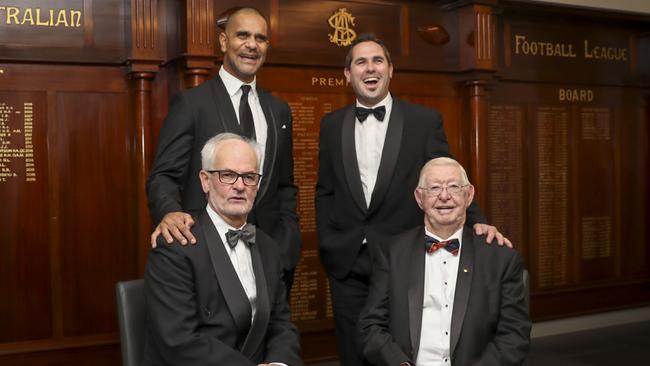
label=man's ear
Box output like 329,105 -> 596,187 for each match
199,170 -> 211,194
414,189 -> 425,210
219,32 -> 227,53
344,67 -> 351,83
465,184 -> 475,208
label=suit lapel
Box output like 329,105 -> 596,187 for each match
239,229 -> 271,358
199,211 -> 252,344
256,88 -> 278,202
341,105 -> 367,213
450,228 -> 475,355
368,98 -> 403,214
209,76 -> 242,134
407,226 -> 426,359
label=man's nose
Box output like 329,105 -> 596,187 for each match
232,176 -> 247,190
437,187 -> 452,200
244,36 -> 258,50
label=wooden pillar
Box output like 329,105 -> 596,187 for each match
466,80 -> 489,210
183,0 -> 217,88
453,1 -> 497,210
126,0 -> 163,272
131,72 -> 155,272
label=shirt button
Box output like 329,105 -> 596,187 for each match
445,304 -> 448,307
445,331 -> 449,335
443,261 -> 447,264
444,281 -> 448,285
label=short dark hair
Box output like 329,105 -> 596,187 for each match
344,33 -> 393,69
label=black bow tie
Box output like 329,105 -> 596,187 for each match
225,224 -> 256,248
355,105 -> 386,122
425,235 -> 460,256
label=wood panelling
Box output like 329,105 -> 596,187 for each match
0,0 -> 649,364
0,64 -> 136,361
56,92 -> 134,336
0,91 -> 52,343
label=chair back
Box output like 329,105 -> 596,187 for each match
116,279 -> 145,366
522,269 -> 530,309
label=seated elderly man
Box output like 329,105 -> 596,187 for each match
143,133 -> 302,366
358,157 -> 530,366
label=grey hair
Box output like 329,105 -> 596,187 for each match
200,132 -> 262,171
418,157 -> 470,187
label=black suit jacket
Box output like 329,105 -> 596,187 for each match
316,98 -> 485,279
146,75 -> 301,270
142,210 -> 303,366
358,226 -> 531,366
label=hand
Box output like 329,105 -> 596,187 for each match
151,212 -> 196,248
473,223 -> 513,248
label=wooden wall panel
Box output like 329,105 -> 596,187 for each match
0,64 -> 136,362
0,91 -> 52,343
56,92 -> 134,336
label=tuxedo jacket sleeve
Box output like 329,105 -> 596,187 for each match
146,89 -> 198,222
358,246 -> 413,366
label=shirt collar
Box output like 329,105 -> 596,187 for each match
219,66 -> 258,99
355,92 -> 393,109
206,204 -> 246,236
425,226 -> 464,247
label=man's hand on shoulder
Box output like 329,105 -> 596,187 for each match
473,223 -> 513,248
151,212 -> 196,248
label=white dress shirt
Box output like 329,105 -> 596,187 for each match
219,67 -> 267,170
355,93 -> 393,207
206,204 -> 257,322
416,227 -> 464,366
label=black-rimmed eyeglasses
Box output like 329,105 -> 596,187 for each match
207,169 -> 261,186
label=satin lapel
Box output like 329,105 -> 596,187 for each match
341,106 -> 367,213
450,229 -> 475,355
239,231 -> 270,358
256,89 -> 278,202
199,211 -> 252,340
408,227 -> 426,359
209,76 -> 242,133
368,99 -> 403,214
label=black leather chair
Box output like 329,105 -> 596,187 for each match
523,269 -> 530,309
116,279 -> 145,366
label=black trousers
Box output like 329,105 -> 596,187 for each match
328,245 -> 373,366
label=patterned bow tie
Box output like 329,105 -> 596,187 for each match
424,235 -> 460,256
355,105 -> 386,122
225,224 -> 256,248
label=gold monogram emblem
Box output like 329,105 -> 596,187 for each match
328,8 -> 357,47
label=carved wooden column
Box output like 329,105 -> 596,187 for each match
454,1 -> 497,208
126,0 -> 163,272
183,0 -> 217,88
466,80 -> 489,210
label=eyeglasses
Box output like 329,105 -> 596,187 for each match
417,184 -> 468,197
207,169 -> 261,186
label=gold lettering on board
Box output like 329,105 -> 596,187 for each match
0,5 -> 82,27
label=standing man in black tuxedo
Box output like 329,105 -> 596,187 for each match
316,33 -> 511,366
358,157 -> 530,366
143,133 -> 302,366
146,7 -> 300,295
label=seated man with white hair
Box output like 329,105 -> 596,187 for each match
358,157 -> 530,366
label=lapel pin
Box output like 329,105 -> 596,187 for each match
463,268 -> 469,273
